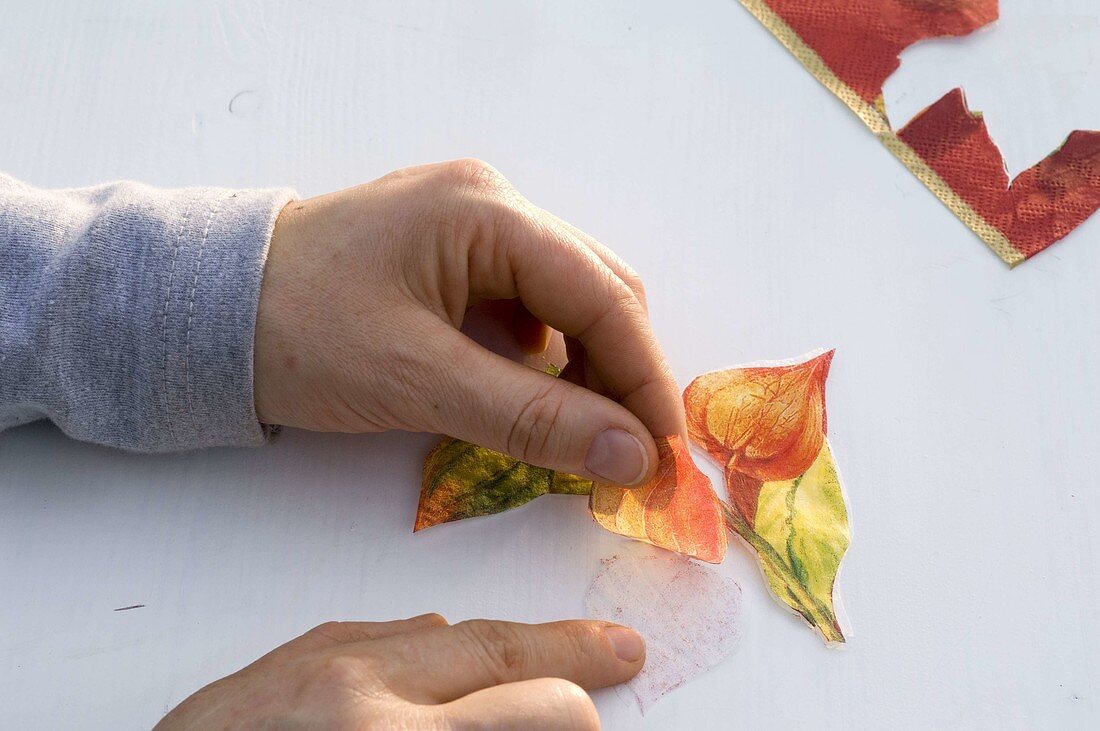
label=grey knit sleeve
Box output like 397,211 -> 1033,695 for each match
0,172 -> 297,451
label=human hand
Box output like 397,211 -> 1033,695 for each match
155,614 -> 645,730
254,159 -> 685,486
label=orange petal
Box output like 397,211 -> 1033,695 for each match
590,436 -> 728,564
684,351 -> 832,482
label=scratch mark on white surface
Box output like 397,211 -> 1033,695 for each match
228,90 -> 262,117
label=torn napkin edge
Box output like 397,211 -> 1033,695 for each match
737,0 -> 1097,268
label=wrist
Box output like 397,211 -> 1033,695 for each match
254,200 -> 305,426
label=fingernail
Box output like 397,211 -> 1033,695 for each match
585,429 -> 648,486
604,626 -> 645,663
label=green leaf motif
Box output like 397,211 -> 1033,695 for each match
415,437 -> 593,531
728,439 -> 849,643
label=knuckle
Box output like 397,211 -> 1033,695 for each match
584,277 -> 645,340
425,160 -> 525,253
305,621 -> 350,644
558,620 -> 600,650
611,287 -> 643,320
485,208 -> 558,263
505,383 -> 568,465
610,272 -> 643,309
620,266 -> 647,303
439,158 -> 510,196
308,653 -> 367,688
416,612 -> 449,628
554,622 -> 606,668
455,620 -> 530,681
309,620 -> 345,637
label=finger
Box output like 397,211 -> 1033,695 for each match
415,315 -> 654,485
276,615 -> 449,656
435,678 -> 600,731
538,209 -> 649,313
309,614 -> 450,644
469,205 -> 686,448
560,336 -> 610,397
369,619 -> 644,704
512,301 -> 551,354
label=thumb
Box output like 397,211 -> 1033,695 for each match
435,678 -> 600,731
419,320 -> 658,486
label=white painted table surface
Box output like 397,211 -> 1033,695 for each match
2,1 -> 1098,728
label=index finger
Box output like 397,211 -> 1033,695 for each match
367,619 -> 645,704
469,204 -> 687,450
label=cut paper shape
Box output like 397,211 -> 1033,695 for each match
590,436 -> 728,565
685,352 -> 850,644
737,0 -> 1100,266
585,553 -> 743,713
722,442 -> 850,645
415,432 -> 728,565
741,0 -> 996,115
897,90 -> 1100,262
415,437 -> 592,531
415,351 -> 851,644
683,350 -> 831,484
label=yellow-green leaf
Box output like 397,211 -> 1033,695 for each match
727,440 -> 849,643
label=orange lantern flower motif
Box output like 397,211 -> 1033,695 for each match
590,436 -> 728,564
684,350 -> 833,484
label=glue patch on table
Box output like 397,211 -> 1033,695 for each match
584,553 -> 743,713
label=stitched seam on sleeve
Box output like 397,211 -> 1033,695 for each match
161,194 -> 198,447
184,191 -> 236,429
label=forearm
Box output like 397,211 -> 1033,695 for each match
0,172 -> 295,451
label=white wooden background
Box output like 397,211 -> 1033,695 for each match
2,1 -> 1098,728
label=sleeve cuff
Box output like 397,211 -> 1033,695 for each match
158,186 -> 297,450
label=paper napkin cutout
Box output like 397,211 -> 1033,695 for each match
738,0 -> 1100,266
585,553 -> 743,713
415,352 -> 851,643
898,90 -> 1100,261
725,441 -> 850,645
415,437 -> 592,531
591,436 -> 728,564
742,0 -> 996,109
416,434 -> 727,564
684,350 -> 831,485
685,352 -> 850,644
